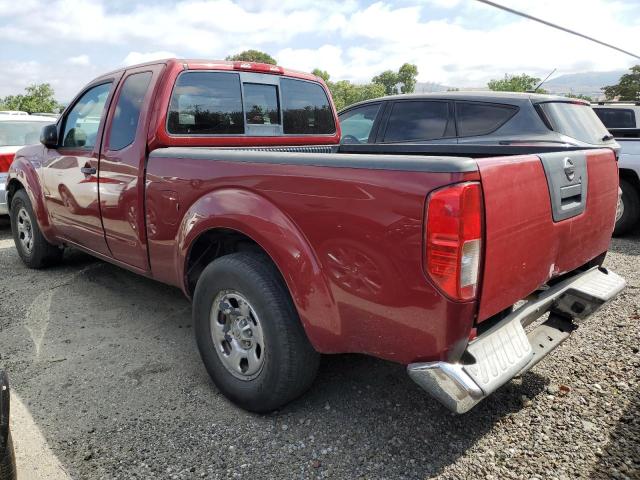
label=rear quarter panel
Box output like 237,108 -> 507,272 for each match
145,153 -> 479,363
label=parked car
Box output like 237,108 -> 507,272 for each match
592,101 -> 640,235
0,113 -> 55,215
31,113 -> 61,119
6,59 -> 624,414
0,371 -> 16,480
338,91 -> 617,148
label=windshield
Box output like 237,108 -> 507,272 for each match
538,102 -> 612,145
0,121 -> 52,147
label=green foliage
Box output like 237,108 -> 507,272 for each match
372,70 -> 400,95
326,80 -> 386,111
566,93 -> 594,102
487,73 -> 547,94
602,65 -> 640,101
311,69 -> 331,83
225,50 -> 277,65
371,63 -> 419,95
0,83 -> 59,113
398,63 -> 418,94
311,63 -> 418,111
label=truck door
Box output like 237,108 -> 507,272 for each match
42,77 -> 121,254
99,64 -> 164,271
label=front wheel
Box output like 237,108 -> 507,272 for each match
614,178 -> 640,236
193,252 -> 319,413
9,189 -> 63,268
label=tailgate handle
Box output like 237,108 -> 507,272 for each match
559,183 -> 582,206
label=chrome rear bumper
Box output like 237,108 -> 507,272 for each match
408,267 -> 626,413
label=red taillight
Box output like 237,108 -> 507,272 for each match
0,153 -> 15,173
425,182 -> 483,301
232,61 -> 284,75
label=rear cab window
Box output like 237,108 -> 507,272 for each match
168,72 -> 244,135
592,107 -> 637,129
538,102 -> 612,145
167,71 -> 335,137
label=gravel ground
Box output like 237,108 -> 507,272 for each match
0,215 -> 638,480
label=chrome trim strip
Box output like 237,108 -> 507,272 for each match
149,147 -> 479,173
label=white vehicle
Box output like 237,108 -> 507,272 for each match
0,114 -> 55,215
0,111 -> 28,116
592,101 -> 640,235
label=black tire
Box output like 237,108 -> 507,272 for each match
0,433 -> 16,480
614,178 -> 640,236
9,189 -> 63,268
193,252 -> 319,413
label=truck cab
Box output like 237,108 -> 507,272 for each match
592,101 -> 640,235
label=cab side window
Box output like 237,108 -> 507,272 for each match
339,104 -> 381,143
108,72 -> 153,150
61,83 -> 112,149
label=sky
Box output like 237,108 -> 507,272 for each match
0,0 -> 638,101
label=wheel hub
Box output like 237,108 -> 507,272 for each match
211,291 -> 265,380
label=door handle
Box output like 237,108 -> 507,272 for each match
80,166 -> 97,175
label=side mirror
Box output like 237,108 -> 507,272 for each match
40,124 -> 58,149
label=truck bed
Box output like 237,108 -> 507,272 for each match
145,146 -> 619,362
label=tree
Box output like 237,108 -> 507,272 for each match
372,64 -> 419,95
328,80 -> 386,111
0,83 -> 59,113
602,65 -> 640,101
398,63 -> 418,94
487,73 -> 547,94
311,69 -> 330,83
225,50 -> 277,65
372,70 -> 400,95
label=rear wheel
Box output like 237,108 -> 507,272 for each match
614,178 -> 640,236
193,252 -> 319,413
9,189 -> 63,268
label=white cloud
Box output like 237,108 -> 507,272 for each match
67,54 -> 90,66
123,51 -> 177,66
0,60 -> 101,100
0,0 -> 637,99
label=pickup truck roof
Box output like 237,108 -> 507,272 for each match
94,58 -> 320,85
67,57 -> 340,150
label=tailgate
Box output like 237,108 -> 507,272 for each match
476,149 -> 619,322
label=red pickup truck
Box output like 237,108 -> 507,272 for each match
6,59 -> 625,414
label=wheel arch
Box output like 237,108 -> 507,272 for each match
176,188 -> 342,353
7,156 -> 57,244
